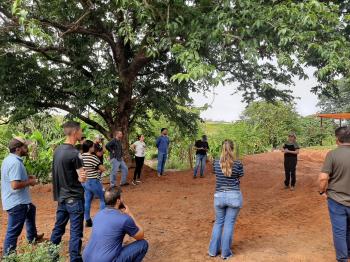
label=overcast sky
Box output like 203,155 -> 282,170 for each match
191,68 -> 320,122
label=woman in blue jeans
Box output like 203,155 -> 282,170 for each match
82,140 -> 106,227
209,139 -> 244,260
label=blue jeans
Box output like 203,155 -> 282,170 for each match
209,191 -> 242,259
50,199 -> 84,262
116,240 -> 149,262
82,179 -> 105,220
110,158 -> 128,186
157,152 -> 167,174
193,154 -> 207,177
328,198 -> 350,262
3,203 -> 38,256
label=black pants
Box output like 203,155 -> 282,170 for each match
133,156 -> 145,181
284,157 -> 297,187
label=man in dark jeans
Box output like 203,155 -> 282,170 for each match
319,126 -> 350,262
83,187 -> 148,262
282,132 -> 300,191
1,137 -> 44,256
50,121 -> 87,262
193,135 -> 209,178
106,131 -> 129,187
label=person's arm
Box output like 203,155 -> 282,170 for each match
130,142 -> 136,151
9,162 -> 37,189
122,205 -> 145,240
285,149 -> 300,155
319,172 -> 329,194
11,178 -> 36,190
105,139 -> 114,152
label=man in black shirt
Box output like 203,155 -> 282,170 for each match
50,121 -> 87,262
282,132 -> 300,191
193,135 -> 209,178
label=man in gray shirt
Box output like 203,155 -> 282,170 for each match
319,126 -> 350,262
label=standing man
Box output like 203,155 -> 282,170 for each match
156,128 -> 170,177
319,126 -> 350,262
1,137 -> 44,256
94,134 -> 105,164
193,135 -> 209,178
50,121 -> 87,262
282,132 -> 300,191
106,131 -> 129,187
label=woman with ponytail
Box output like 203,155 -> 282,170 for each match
208,140 -> 244,260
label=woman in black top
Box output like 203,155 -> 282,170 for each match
282,132 -> 300,191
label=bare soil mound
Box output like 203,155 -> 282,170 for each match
0,149 -> 335,261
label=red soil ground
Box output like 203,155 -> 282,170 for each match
0,149 -> 336,261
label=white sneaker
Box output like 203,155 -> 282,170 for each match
132,180 -> 137,186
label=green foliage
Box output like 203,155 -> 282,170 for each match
2,241 -> 62,262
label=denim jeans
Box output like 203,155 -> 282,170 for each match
116,240 -> 149,262
157,152 -> 167,174
328,198 -> 350,262
110,158 -> 128,186
82,179 -> 105,220
50,199 -> 84,262
3,203 -> 38,256
193,154 -> 207,177
209,191 -> 242,259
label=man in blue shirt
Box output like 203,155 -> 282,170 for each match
83,187 -> 148,262
1,137 -> 43,256
156,128 -> 170,177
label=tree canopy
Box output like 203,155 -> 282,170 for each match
0,0 -> 349,146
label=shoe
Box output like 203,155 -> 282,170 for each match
284,185 -> 289,189
120,182 -> 130,187
31,233 -> 44,243
157,173 -> 161,177
85,219 -> 93,227
132,180 -> 137,186
200,175 -> 204,178
193,176 -> 197,179
136,180 -> 142,184
290,186 -> 295,191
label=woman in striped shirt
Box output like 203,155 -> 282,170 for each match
82,140 -> 107,227
208,139 -> 244,260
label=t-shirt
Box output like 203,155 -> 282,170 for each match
156,136 -> 170,154
1,154 -> 31,211
52,144 -> 84,202
82,208 -> 139,262
133,141 -> 146,157
322,145 -> 350,207
82,153 -> 101,179
213,159 -> 244,192
195,140 -> 209,155
283,142 -> 300,159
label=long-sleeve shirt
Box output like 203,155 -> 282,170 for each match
156,135 -> 170,154
106,139 -> 123,161
213,159 -> 244,192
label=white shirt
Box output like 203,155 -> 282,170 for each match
133,141 -> 146,157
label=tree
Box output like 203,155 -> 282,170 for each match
241,101 -> 299,148
0,0 -> 348,150
317,78 -> 350,113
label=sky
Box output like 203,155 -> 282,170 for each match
191,68 -> 319,122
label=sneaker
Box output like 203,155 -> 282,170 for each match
132,180 -> 137,186
290,186 -> 295,191
120,182 -> 130,187
193,176 -> 197,179
284,185 -> 289,189
157,173 -> 161,177
136,180 -> 142,184
85,219 -> 93,227
200,175 -> 204,178
30,233 -> 44,243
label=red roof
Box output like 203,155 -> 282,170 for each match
317,113 -> 350,119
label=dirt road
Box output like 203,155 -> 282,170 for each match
0,150 -> 335,261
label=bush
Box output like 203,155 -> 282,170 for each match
2,241 -> 62,262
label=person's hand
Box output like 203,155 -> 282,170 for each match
28,176 -> 37,186
121,204 -> 132,216
78,169 -> 87,183
321,192 -> 328,199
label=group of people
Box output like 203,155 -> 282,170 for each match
1,119 -> 350,262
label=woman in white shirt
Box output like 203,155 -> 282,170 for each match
131,134 -> 146,185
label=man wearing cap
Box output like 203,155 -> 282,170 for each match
282,132 -> 300,191
1,137 -> 44,256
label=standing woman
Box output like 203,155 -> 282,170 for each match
208,140 -> 244,260
282,132 -> 300,191
82,140 -> 106,227
131,134 -> 146,186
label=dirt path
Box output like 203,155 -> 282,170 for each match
0,150 -> 335,261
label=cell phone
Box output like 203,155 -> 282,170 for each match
119,202 -> 125,210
